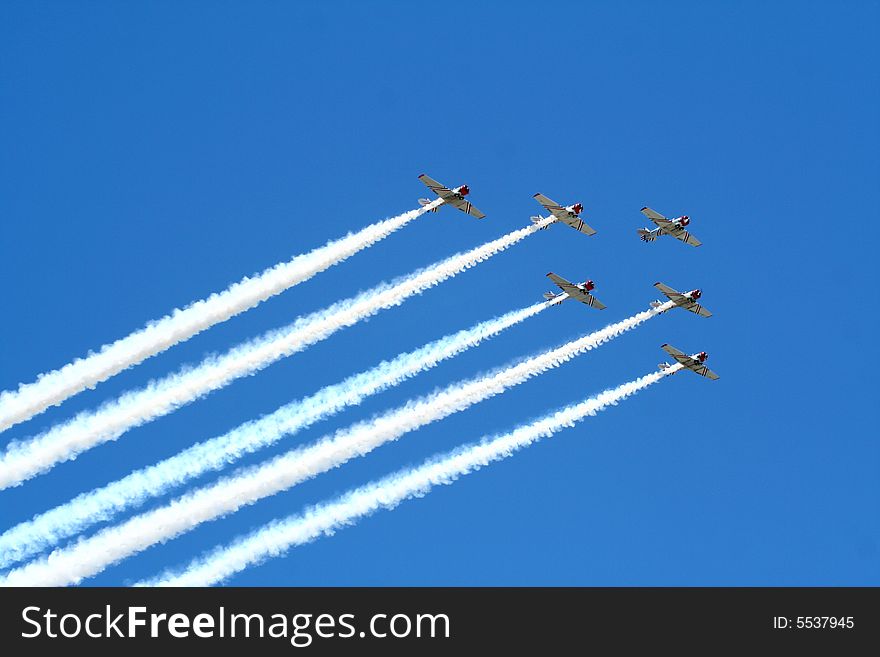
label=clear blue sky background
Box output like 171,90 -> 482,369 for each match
1,1 -> 877,586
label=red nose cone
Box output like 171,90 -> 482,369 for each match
572,203 -> 583,215
680,215 -> 690,226
459,184 -> 470,197
698,351 -> 708,362
584,280 -> 595,291
692,289 -> 702,299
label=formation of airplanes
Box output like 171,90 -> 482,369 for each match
418,174 -> 702,247
417,174 -> 719,381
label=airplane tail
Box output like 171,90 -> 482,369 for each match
530,215 -> 550,230
418,198 -> 439,213
658,362 -> 673,372
637,228 -> 656,242
543,291 -> 563,303
649,300 -> 663,310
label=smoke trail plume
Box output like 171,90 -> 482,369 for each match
0,301 -> 669,586
0,217 -> 554,489
143,365 -> 681,586
0,301 -> 551,567
0,203 -> 439,433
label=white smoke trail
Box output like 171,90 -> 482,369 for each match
144,365 -> 682,586
0,301 -> 670,586
0,300 -> 553,567
0,202 -> 439,433
0,216 -> 554,490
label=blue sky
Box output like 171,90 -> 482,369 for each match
1,1 -> 877,585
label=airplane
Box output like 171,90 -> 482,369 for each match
417,173 -> 486,219
530,193 -> 596,236
543,272 -> 606,309
659,343 -> 719,380
637,207 -> 702,247
650,282 -> 712,317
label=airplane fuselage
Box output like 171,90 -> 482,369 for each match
645,217 -> 689,235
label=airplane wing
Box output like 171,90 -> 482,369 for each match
665,225 -> 702,247
534,193 -> 595,235
560,214 -> 596,236
694,364 -> 720,380
640,207 -> 668,225
534,193 -> 567,218
418,174 -> 457,200
547,272 -> 606,309
687,303 -> 712,318
654,282 -> 685,302
581,292 -> 606,309
661,343 -> 687,360
445,196 -> 486,219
